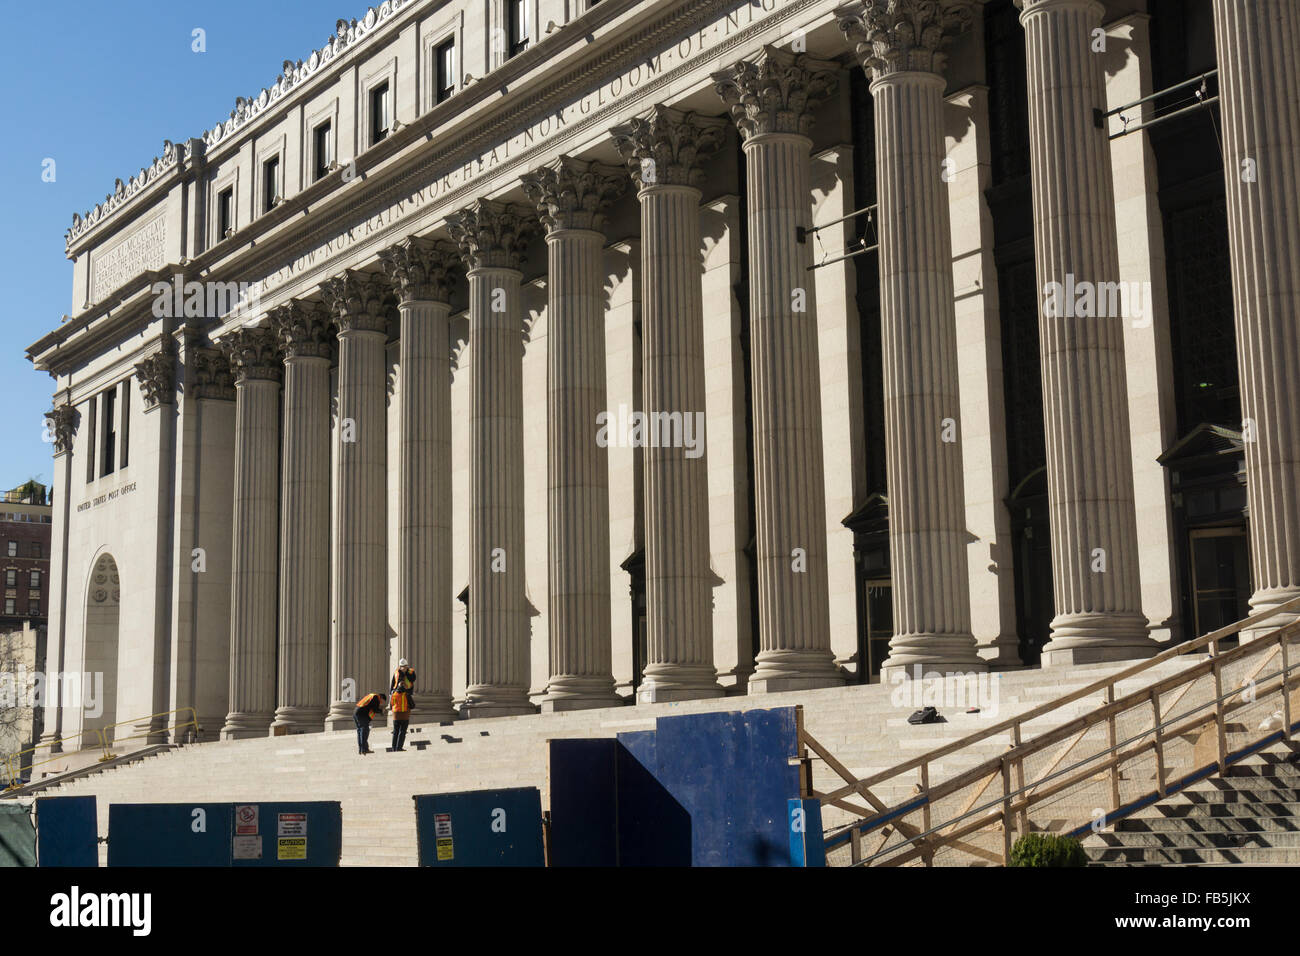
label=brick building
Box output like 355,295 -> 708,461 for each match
1,481 -> 52,627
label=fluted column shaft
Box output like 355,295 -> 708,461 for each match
543,227 -> 620,709
323,273 -> 389,728
637,183 -> 722,700
271,305 -> 331,733
1211,0 -> 1300,630
398,297 -> 456,720
714,47 -> 844,691
872,71 -> 983,675
221,333 -> 280,740
466,266 -> 531,715
1019,0 -> 1153,662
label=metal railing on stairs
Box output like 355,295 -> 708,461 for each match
794,597 -> 1300,866
2,707 -> 199,792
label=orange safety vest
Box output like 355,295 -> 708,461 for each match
391,689 -> 411,717
357,693 -> 384,713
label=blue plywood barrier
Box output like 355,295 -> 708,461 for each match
548,706 -> 802,867
548,739 -> 618,866
787,799 -> 826,867
107,802 -> 341,866
413,787 -> 544,867
36,796 -> 99,867
108,803 -> 231,867
229,802 -> 342,867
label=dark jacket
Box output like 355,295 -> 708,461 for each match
355,693 -> 385,722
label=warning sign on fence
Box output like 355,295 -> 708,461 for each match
235,805 -> 258,835
232,835 -> 262,860
278,813 -> 307,837
277,837 -> 307,861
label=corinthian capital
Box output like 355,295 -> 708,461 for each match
837,0 -> 976,80
219,326 -> 282,384
134,350 -> 176,408
320,270 -> 391,334
44,404 -> 78,456
379,236 -> 461,303
610,105 -> 727,191
270,301 -> 334,360
446,199 -> 535,271
712,45 -> 840,140
188,348 -> 236,401
521,156 -> 626,234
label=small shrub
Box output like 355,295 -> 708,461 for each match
1009,832 -> 1087,867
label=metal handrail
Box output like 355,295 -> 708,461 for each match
801,596 -> 1300,865
96,707 -> 200,759
845,643 -> 1298,865
3,729 -> 109,792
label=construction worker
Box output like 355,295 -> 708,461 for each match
354,692 -> 386,755
389,660 -> 415,752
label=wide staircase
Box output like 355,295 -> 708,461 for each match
10,599 -> 1298,866
1084,739 -> 1300,865
6,657 -> 1196,866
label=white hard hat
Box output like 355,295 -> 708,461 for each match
399,658 -> 408,666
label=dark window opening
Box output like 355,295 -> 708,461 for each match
370,82 -> 390,144
263,155 -> 281,212
313,121 -> 333,181
508,0 -> 530,57
100,387 -> 117,479
118,378 -> 130,470
436,38 -> 456,103
217,186 -> 234,240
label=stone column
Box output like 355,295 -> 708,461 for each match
321,272 -> 390,729
447,200 -> 536,717
219,327 -> 281,739
713,46 -> 845,693
1211,0 -> 1300,631
612,106 -> 727,702
380,237 -> 461,721
1014,0 -> 1154,663
269,302 -> 332,733
522,156 -> 627,711
839,2 -> 985,676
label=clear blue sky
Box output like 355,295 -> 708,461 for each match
0,0 -> 355,492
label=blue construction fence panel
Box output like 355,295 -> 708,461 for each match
413,787 -> 544,867
548,706 -> 802,866
106,802 -> 341,866
36,795 -> 99,867
229,802 -> 342,867
787,799 -> 826,867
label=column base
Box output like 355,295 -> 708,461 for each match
220,712 -> 273,740
880,633 -> 988,681
636,664 -> 725,704
463,686 -> 536,719
749,649 -> 844,694
270,706 -> 327,736
1040,611 -> 1156,666
541,676 -> 624,712
1241,588 -> 1300,643
324,703 -> 359,732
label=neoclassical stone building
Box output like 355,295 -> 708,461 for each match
28,0 -> 1299,745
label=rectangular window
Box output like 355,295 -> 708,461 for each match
313,121 -> 333,181
217,186 -> 234,239
370,82 -> 390,144
29,542 -> 40,558
28,603 -> 38,616
508,0 -> 530,57
85,396 -> 98,483
119,378 -> 130,469
436,38 -> 456,103
5,570 -> 14,586
4,599 -> 14,616
100,386 -> 117,478
29,570 -> 40,589
263,155 -> 281,212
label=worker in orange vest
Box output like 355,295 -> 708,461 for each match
389,660 -> 415,751
354,692 -> 386,755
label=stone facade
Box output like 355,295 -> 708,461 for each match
26,0 -> 1299,744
